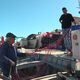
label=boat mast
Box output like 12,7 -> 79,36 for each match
78,0 -> 80,13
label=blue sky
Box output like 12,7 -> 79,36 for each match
0,0 -> 80,38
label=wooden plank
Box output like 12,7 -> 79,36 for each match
17,61 -> 43,69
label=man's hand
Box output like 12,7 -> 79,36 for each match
4,56 -> 15,66
73,21 -> 76,25
9,60 -> 15,66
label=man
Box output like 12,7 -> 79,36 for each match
0,32 -> 26,80
59,7 -> 76,54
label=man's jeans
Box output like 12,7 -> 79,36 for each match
62,28 -> 72,50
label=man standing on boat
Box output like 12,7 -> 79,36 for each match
59,7 -> 76,55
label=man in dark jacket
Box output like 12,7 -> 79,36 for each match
59,7 -> 76,54
0,32 -> 26,80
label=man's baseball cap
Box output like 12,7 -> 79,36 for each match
6,32 -> 16,38
62,7 -> 67,10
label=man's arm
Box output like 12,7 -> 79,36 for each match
4,56 -> 15,66
70,14 -> 76,25
73,20 -> 76,25
59,15 -> 63,23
